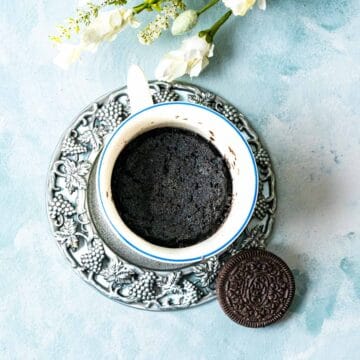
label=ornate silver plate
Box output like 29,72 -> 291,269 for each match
47,81 -> 276,311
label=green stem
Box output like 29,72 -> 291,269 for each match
197,0 -> 219,16
133,0 -> 162,14
209,10 -> 232,37
133,3 -> 147,13
199,10 -> 232,43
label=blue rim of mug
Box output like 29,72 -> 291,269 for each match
97,101 -> 258,263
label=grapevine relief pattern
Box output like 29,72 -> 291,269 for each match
47,81 -> 276,310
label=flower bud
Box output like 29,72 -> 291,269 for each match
171,10 -> 198,36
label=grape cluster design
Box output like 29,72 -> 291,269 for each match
153,89 -> 179,103
48,194 -> 76,219
255,148 -> 271,169
81,239 -> 105,274
254,196 -> 270,220
128,271 -> 158,302
220,104 -> 242,124
182,280 -> 201,306
61,136 -> 87,156
96,100 -> 127,132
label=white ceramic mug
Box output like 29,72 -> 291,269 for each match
96,101 -> 258,263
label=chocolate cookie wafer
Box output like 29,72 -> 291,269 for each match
217,249 -> 295,327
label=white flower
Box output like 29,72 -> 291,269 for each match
54,8 -> 139,69
155,35 -> 214,81
137,2 -> 182,45
222,0 -> 266,16
137,13 -> 169,45
171,9 -> 198,36
53,43 -> 83,70
81,8 -> 139,52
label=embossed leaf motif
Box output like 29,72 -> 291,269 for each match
55,218 -> 78,250
161,272 -> 182,294
78,129 -> 103,150
62,158 -> 90,193
188,92 -> 216,107
101,262 -> 136,287
194,257 -> 220,287
242,225 -> 266,250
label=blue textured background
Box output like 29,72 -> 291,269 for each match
1,1 -> 359,359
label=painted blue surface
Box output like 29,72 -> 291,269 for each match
1,1 -> 359,359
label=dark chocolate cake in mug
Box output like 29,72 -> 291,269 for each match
111,127 -> 232,248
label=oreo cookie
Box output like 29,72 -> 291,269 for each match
216,250 -> 295,327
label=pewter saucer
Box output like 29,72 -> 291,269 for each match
46,81 -> 276,310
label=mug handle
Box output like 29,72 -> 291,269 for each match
127,64 -> 154,114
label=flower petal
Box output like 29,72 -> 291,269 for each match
53,44 -> 83,70
155,35 -> 214,81
258,0 -> 266,10
81,8 -> 138,50
155,53 -> 188,81
222,0 -> 257,16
